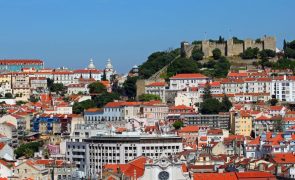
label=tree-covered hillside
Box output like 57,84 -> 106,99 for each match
138,49 -> 179,79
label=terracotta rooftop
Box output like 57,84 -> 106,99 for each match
170,73 -> 208,79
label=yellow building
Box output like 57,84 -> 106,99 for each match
233,111 -> 253,136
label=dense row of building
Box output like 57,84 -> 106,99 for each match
1,58 -> 295,179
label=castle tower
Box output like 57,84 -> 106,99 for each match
262,36 -> 276,51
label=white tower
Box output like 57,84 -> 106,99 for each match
105,58 -> 114,81
87,58 -> 96,69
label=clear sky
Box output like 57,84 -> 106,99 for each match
0,0 -> 294,73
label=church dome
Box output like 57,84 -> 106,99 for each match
105,58 -> 113,69
88,58 -> 96,69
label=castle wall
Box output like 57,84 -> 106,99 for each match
227,39 -> 244,56
181,36 -> 276,58
244,39 -> 263,51
202,41 -> 226,57
262,36 -> 276,51
181,42 -> 195,58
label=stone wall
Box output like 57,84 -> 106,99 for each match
244,39 -> 263,51
227,39 -> 244,56
202,41 -> 226,57
262,36 -> 276,51
180,36 -> 276,58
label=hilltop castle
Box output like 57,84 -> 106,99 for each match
181,35 -> 276,58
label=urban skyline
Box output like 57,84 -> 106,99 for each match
0,0 -> 294,72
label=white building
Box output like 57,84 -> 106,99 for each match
52,71 -> 77,85
140,153 -> 190,180
66,132 -> 183,177
73,59 -> 102,81
271,75 -> 295,102
67,84 -> 89,95
174,87 -> 200,109
104,58 -> 115,81
169,73 -> 209,90
145,82 -> 166,102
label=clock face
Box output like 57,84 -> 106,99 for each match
158,171 -> 169,180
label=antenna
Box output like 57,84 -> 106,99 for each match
204,32 -> 207,41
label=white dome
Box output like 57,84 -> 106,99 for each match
106,58 -> 113,69
88,58 -> 96,69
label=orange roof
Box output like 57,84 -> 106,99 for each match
200,136 -> 207,141
104,156 -> 152,178
248,137 -> 260,146
0,143 -> 5,150
269,106 -> 284,111
236,171 -> 275,178
255,115 -> 270,121
199,81 -> 221,87
0,59 -> 43,64
228,72 -> 248,77
207,129 -> 223,135
283,117 -> 295,122
170,105 -> 194,110
146,82 -> 166,86
170,73 -> 208,79
179,126 -> 199,133
194,172 -> 237,180
271,153 -> 295,164
105,101 -> 141,108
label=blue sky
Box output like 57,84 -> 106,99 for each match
0,0 -> 294,73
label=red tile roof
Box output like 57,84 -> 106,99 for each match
255,115 -> 271,121
228,72 -> 247,77
235,171 -> 275,179
271,153 -> 295,164
170,73 -> 208,79
194,172 -> 237,180
0,59 -> 43,64
179,126 -> 199,133
146,82 -> 166,86
170,105 -> 194,110
269,105 -> 284,111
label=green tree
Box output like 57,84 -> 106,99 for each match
192,49 -> 204,61
200,98 -> 222,114
213,57 -> 231,78
259,49 -> 276,59
212,48 -> 222,60
4,93 -> 13,98
240,47 -> 259,59
29,95 -> 39,103
173,121 -> 184,130
73,99 -> 96,114
24,149 -> 34,158
88,81 -> 106,94
273,119 -> 283,132
93,92 -> 120,108
221,95 -> 232,112
47,78 -> 54,89
138,94 -> 161,102
139,49 -> 179,79
203,82 -> 212,100
50,83 -> 66,95
14,142 -> 42,158
16,101 -> 26,106
167,57 -> 200,77
269,98 -> 278,106
123,76 -> 138,99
